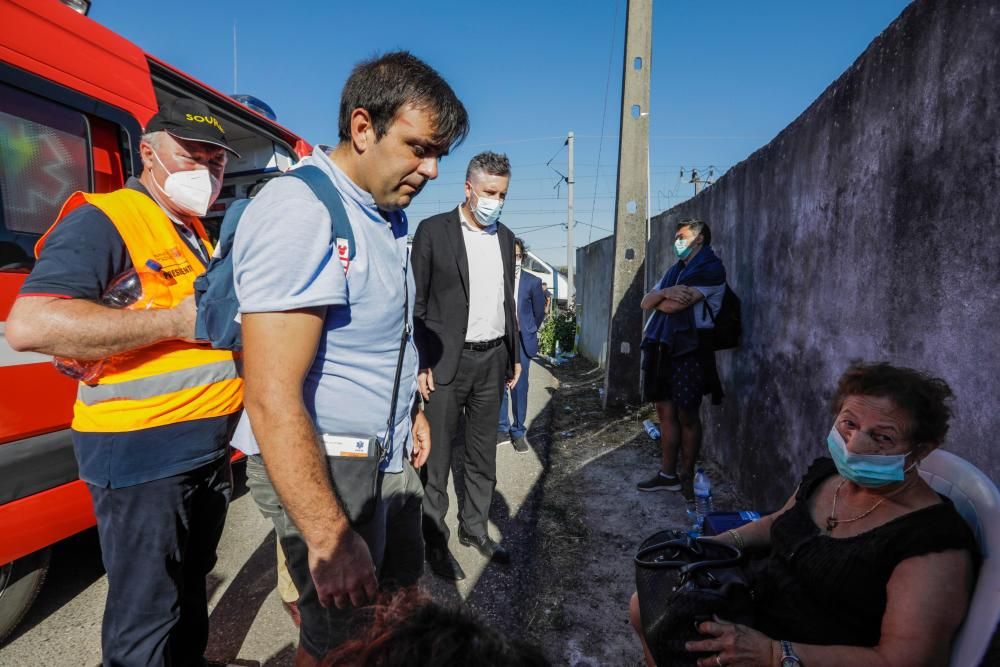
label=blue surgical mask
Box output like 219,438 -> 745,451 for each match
826,426 -> 915,488
674,236 -> 695,259
470,189 -> 503,226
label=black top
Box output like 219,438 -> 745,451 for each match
20,179 -> 231,489
748,457 -> 978,647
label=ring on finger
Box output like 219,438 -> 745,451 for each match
715,655 -> 724,667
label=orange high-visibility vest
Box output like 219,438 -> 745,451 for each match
36,189 -> 243,433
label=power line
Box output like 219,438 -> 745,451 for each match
544,138 -> 569,198
590,0 -> 621,244
463,135 -> 568,148
575,219 -> 613,233
518,226 -> 564,235
427,163 -> 729,187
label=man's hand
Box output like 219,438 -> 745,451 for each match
417,367 -> 435,401
308,528 -> 378,609
410,410 -> 431,468
660,285 -> 693,305
168,295 -> 198,340
506,361 -> 522,390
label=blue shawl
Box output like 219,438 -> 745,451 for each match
642,245 -> 726,356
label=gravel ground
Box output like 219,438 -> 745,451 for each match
519,356 -> 748,666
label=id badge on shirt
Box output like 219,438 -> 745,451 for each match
321,433 -> 377,458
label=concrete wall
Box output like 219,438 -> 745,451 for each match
646,0 -> 1000,506
575,236 -> 615,367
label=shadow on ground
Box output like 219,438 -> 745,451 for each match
3,527 -> 105,646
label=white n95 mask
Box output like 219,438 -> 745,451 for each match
151,150 -> 218,217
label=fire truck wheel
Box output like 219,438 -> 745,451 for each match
0,547 -> 51,645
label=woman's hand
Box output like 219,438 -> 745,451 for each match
687,617 -> 777,667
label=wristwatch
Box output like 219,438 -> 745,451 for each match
780,640 -> 803,666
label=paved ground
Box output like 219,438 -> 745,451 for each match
0,359 -> 557,666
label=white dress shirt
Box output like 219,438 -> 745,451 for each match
458,205 -> 506,342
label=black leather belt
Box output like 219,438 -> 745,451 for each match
463,337 -> 504,351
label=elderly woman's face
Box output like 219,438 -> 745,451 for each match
834,395 -> 914,456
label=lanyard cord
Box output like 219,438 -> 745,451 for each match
381,248 -> 411,459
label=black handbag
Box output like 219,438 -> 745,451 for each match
325,250 -> 411,526
635,530 -> 754,667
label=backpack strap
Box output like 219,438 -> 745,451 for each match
282,165 -> 356,262
214,198 -> 252,258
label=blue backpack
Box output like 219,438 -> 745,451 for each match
193,165 -> 355,351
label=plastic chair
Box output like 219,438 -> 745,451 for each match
919,449 -> 1000,667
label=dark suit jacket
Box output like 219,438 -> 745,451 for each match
516,271 -> 547,358
412,208 -> 519,385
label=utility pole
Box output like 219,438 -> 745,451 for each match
566,131 -> 575,305
687,166 -> 714,195
604,0 -> 652,409
690,168 -> 704,195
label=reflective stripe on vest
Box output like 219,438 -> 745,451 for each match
77,359 -> 239,405
38,189 -> 242,433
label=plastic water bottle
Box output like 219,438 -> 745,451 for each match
100,267 -> 145,308
694,468 -> 714,529
52,265 -> 151,381
642,419 -> 661,441
686,500 -> 702,538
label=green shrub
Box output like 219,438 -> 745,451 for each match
538,309 -> 577,356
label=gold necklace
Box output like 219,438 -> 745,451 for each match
825,475 -> 918,533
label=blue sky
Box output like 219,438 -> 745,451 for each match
91,0 -> 911,267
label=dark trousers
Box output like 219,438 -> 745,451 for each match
498,346 -> 532,438
422,344 -> 507,545
245,455 -> 424,658
89,457 -> 231,667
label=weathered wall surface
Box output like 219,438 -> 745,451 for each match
641,0 -> 999,506
576,236 -> 615,367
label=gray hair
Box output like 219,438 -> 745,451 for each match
466,151 -> 511,182
140,131 -> 164,149
677,218 -> 711,245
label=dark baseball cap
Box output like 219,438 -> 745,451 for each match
145,98 -> 241,158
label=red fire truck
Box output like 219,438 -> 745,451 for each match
0,0 -> 310,641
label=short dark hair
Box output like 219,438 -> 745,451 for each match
323,589 -> 550,666
338,51 -> 469,150
677,218 -> 711,246
466,151 -> 511,182
832,362 -> 955,447
514,238 -> 526,255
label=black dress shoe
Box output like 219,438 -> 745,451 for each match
458,528 -> 511,564
426,546 -> 466,580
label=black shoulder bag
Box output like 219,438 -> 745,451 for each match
635,530 -> 754,667
323,250 -> 411,526
701,284 -> 742,351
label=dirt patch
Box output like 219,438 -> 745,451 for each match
521,356 -> 748,666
